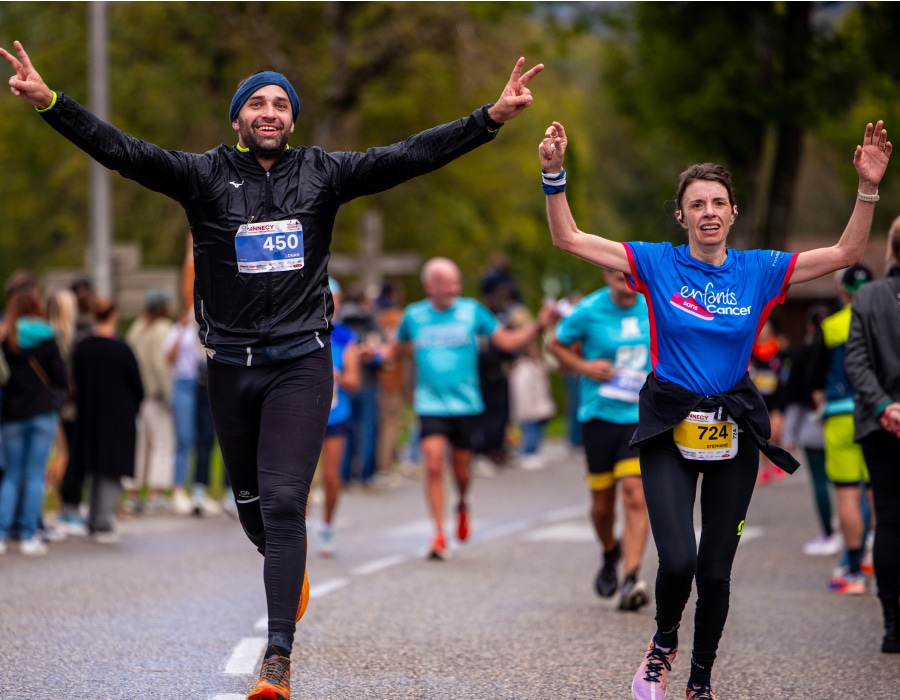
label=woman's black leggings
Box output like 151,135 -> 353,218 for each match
207,347 -> 333,652
639,431 -> 758,681
860,430 -> 900,603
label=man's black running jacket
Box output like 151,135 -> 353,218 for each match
40,93 -> 498,356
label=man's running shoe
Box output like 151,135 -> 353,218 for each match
802,533 -> 841,556
457,503 -> 469,542
428,532 -> 448,561
632,638 -> 677,700
685,683 -> 716,700
248,653 -> 290,700
595,542 -> 621,597
619,574 -> 651,612
830,571 -> 866,595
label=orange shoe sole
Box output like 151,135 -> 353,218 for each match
295,568 -> 309,622
248,680 -> 290,700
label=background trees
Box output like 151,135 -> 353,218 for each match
1,1 -> 898,308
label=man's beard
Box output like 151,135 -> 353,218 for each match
240,119 -> 290,159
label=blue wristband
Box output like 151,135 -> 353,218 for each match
542,168 -> 566,195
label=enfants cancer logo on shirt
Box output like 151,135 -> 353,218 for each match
669,293 -> 715,320
669,283 -> 752,319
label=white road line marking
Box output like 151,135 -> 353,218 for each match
740,525 -> 764,542
540,504 -> 586,523
225,506 -> 593,690
311,577 -> 349,597
692,525 -> 765,543
524,522 -> 595,542
353,555 -> 407,576
476,518 -> 531,541
383,518 -> 433,537
224,637 -> 266,675
252,577 -> 352,631
212,695 -> 246,700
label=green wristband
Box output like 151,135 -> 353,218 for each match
35,91 -> 58,113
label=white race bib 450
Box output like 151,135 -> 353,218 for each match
235,220 -> 304,273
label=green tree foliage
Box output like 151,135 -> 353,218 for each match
3,2 -> 900,313
599,2 -> 862,249
0,2 -> 577,304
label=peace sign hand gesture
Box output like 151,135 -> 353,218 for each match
486,57 -> 544,125
0,40 -> 55,109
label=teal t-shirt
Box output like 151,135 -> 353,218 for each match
397,297 -> 498,416
554,287 -> 651,424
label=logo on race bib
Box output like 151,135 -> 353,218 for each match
235,219 -> 304,273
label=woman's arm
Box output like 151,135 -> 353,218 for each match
791,121 -> 891,284
539,122 -> 631,273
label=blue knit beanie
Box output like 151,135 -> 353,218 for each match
229,71 -> 300,124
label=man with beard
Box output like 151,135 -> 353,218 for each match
1,40 -> 542,700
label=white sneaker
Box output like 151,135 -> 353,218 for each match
171,489 -> 193,516
40,526 -> 68,543
57,515 -> 89,537
319,524 -> 337,557
0,540 -> 7,555
19,537 -> 48,556
195,497 -> 223,517
802,533 -> 842,556
520,454 -> 546,471
470,456 -> 497,478
92,530 -> 120,545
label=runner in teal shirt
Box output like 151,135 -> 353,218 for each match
550,269 -> 652,613
394,257 -> 553,560
554,285 -> 651,425
398,297 -> 497,417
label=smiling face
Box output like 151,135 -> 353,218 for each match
231,85 -> 295,161
676,180 -> 737,252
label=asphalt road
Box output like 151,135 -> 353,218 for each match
0,440 -> 896,699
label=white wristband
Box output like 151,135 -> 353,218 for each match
857,190 -> 880,203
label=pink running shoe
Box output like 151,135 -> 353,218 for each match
632,638 -> 677,700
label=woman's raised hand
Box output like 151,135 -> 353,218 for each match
853,120 -> 891,191
539,121 -> 567,174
